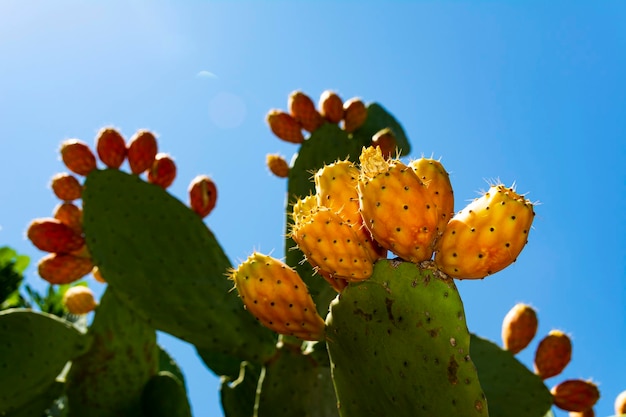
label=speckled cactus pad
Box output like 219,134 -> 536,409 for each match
325,260 -> 488,417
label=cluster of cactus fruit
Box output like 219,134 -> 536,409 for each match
1,89 -> 622,417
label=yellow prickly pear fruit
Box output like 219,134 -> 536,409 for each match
409,157 -> 454,236
534,330 -> 572,379
314,160 -> 361,226
288,91 -> 325,133
551,379 -> 600,412
291,201 -> 375,282
229,252 -> 325,341
358,146 -> 439,263
501,303 -> 538,354
343,98 -> 368,133
318,90 -> 344,123
434,184 -> 535,279
314,160 -> 386,261
266,154 -> 290,178
63,285 -> 98,315
266,109 -> 304,144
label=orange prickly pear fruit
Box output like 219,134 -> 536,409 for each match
95,127 -> 126,169
615,390 -> 626,416
127,129 -> 158,174
50,173 -> 83,201
551,379 -> 600,412
501,303 -> 538,354
288,91 -> 325,132
38,253 -> 94,285
409,157 -> 454,236
60,139 -> 97,176
434,183 -> 535,279
343,97 -> 368,133
27,218 -> 85,254
188,175 -> 218,218
371,128 -> 397,160
63,285 -> 98,315
230,252 -> 325,341
53,203 -> 83,234
92,266 -> 107,283
266,154 -> 290,178
291,202 -> 375,282
147,153 -> 177,188
358,146 -> 439,263
318,90 -> 344,124
266,109 -> 305,144
534,329 -> 572,379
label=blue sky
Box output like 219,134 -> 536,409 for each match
1,2 -> 625,416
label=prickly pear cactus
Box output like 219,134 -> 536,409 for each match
254,341 -> 339,417
65,288 -> 158,416
325,259 -> 487,417
82,169 -> 277,368
285,103 -> 410,315
0,309 -> 92,415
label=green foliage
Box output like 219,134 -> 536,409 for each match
0,309 -> 92,415
0,246 -> 30,310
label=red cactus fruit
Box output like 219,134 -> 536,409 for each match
50,173 -> 82,202
95,127 -> 127,169
266,109 -> 304,144
53,203 -> 83,234
288,91 -> 325,132
266,154 -> 290,178
60,139 -> 97,176
38,253 -> 94,285
534,330 -> 572,379
318,90 -> 344,124
188,175 -> 218,218
27,218 -> 85,254
147,153 -> 177,189
551,379 -> 600,412
343,97 -> 368,133
127,129 -> 158,174
501,303 -> 538,354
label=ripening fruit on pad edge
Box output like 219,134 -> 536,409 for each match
501,302 -> 538,354
63,285 -> 98,315
230,252 -> 325,341
435,184 -> 535,279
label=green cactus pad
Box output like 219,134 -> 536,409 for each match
82,169 -> 277,367
158,345 -> 187,391
326,259 -> 488,417
141,371 -> 192,417
470,335 -> 552,417
0,309 -> 91,414
66,288 -> 158,416
4,380 -> 64,417
220,362 -> 262,417
254,342 -> 339,417
285,103 -> 410,316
